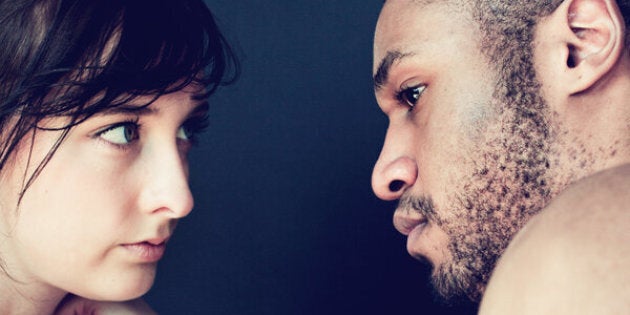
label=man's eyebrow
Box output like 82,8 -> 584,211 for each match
373,51 -> 413,91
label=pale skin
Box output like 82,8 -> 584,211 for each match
54,296 -> 156,315
0,86 -> 204,314
372,0 -> 629,311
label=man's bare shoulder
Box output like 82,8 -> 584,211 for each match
479,164 -> 630,315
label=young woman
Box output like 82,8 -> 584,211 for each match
0,0 -> 237,313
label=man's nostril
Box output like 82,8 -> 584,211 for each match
389,180 -> 404,192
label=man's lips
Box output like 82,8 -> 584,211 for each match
393,208 -> 428,235
393,209 -> 432,261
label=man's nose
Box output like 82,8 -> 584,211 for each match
371,127 -> 418,201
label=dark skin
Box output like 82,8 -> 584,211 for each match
479,0 -> 630,311
372,0 -> 630,305
480,164 -> 630,314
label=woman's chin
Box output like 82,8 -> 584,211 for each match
77,267 -> 156,302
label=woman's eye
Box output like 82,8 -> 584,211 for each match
98,123 -> 139,145
176,125 -> 193,141
398,85 -> 426,109
177,115 -> 209,144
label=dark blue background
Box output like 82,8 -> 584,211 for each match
145,1 -> 477,314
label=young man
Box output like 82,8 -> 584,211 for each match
371,0 -> 630,312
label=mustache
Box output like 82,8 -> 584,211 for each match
397,194 -> 437,220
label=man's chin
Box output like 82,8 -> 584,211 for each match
429,261 -> 482,303
411,251 -> 433,268
411,253 -> 465,301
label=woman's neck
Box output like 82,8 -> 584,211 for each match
0,274 -> 67,315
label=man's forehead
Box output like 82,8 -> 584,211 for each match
373,0 -> 447,70
372,0 -> 482,90
383,0 -> 439,5
374,0 -> 474,59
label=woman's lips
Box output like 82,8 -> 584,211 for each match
122,241 -> 166,262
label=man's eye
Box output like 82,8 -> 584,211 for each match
98,123 -> 139,145
397,85 -> 426,109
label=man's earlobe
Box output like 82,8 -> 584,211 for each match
564,0 -> 624,94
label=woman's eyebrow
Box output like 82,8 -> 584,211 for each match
100,105 -> 158,116
96,97 -> 208,118
189,101 -> 209,116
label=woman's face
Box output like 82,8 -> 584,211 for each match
0,86 -> 206,300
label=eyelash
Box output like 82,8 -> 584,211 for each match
94,118 -> 140,150
179,113 -> 210,146
395,84 -> 426,110
93,114 -> 209,150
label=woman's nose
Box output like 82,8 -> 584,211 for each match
138,145 -> 194,218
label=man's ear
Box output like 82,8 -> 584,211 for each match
560,0 -> 625,94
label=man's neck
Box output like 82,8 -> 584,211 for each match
563,52 -> 630,170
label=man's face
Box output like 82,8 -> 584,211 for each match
372,0 -> 558,300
